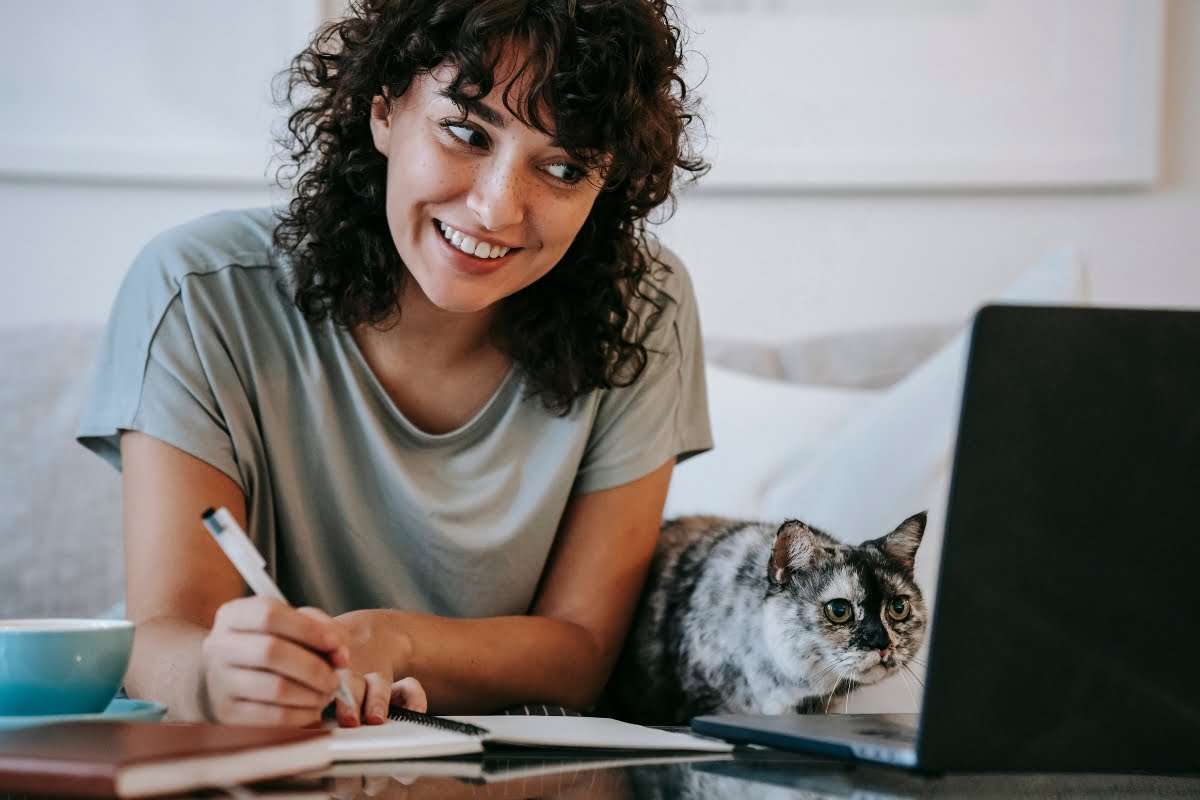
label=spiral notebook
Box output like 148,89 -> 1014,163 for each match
329,708 -> 732,762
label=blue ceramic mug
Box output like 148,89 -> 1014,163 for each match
0,619 -> 135,716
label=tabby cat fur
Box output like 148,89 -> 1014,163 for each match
606,513 -> 927,726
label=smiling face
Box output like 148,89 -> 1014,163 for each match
368,50 -> 605,317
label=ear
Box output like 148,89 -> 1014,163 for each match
768,520 -> 821,585
369,94 -> 392,157
876,512 -> 926,576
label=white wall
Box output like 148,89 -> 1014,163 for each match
662,1 -> 1200,341
1,2 -> 1197,339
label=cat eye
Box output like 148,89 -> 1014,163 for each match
824,599 -> 853,624
886,597 -> 911,621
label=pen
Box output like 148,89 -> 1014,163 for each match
201,506 -> 356,710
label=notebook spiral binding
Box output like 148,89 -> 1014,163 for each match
386,706 -> 491,737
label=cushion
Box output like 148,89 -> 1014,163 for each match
0,323 -> 123,617
706,321 -> 960,389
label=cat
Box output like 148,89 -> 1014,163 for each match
604,512 -> 928,726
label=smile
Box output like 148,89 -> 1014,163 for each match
437,221 -> 515,259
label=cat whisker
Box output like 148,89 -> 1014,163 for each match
902,663 -> 926,690
819,667 -> 842,713
808,661 -> 842,687
896,663 -> 919,711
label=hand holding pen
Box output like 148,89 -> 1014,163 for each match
200,506 -> 361,726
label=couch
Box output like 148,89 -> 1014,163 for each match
0,319 -> 957,620
2,323 -> 123,618
0,244 -> 1085,712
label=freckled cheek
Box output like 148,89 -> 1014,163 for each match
544,205 -> 597,252
502,174 -> 527,199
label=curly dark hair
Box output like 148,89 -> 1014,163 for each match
275,0 -> 706,413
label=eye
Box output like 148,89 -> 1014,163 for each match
544,162 -> 588,184
824,599 -> 853,624
442,121 -> 488,149
886,597 -> 911,621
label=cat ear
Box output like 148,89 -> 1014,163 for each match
769,520 -> 820,585
878,511 -> 927,575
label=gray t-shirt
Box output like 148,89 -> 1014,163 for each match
77,208 -> 711,618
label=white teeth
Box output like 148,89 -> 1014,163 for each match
437,222 -> 511,259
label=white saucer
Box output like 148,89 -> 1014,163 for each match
0,698 -> 167,730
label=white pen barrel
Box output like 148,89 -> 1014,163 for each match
204,507 -> 288,603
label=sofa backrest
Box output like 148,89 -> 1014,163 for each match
0,323 -> 124,618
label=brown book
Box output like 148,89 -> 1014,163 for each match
0,720 -> 331,798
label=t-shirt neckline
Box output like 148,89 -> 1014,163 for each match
333,321 -> 521,447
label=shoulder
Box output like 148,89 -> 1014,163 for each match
631,239 -> 701,345
128,207 -> 280,289
641,239 -> 696,306
115,207 -> 286,326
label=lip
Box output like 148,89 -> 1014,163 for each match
432,221 -> 517,276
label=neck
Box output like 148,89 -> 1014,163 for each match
359,280 -> 500,369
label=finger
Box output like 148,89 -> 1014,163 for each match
214,632 -> 343,696
327,776 -> 365,800
389,676 -> 428,714
221,666 -> 333,712
296,606 -> 351,666
361,774 -> 393,796
335,672 -> 366,729
218,597 -> 345,659
362,672 -> 391,724
213,696 -> 324,728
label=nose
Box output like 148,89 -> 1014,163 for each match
860,618 -> 892,651
466,157 -> 526,231
865,631 -> 890,651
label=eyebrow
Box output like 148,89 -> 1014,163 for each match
439,90 -> 505,128
438,89 -> 574,150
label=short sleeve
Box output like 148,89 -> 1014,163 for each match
75,225 -> 256,493
571,248 -> 712,494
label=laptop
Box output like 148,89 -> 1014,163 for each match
692,304 -> 1200,773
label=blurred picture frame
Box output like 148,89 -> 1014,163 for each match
682,0 -> 1165,190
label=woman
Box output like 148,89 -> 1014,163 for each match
78,0 -> 709,728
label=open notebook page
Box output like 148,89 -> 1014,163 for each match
329,718 -> 483,762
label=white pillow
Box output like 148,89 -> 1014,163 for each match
665,365 -> 877,520
707,322 -> 961,390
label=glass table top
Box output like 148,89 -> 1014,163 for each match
242,745 -> 1200,800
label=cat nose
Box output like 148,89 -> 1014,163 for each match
865,632 -> 890,651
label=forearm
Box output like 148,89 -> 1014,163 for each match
124,616 -> 211,722
356,610 -> 611,713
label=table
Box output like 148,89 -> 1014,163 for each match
249,746 -> 1200,800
